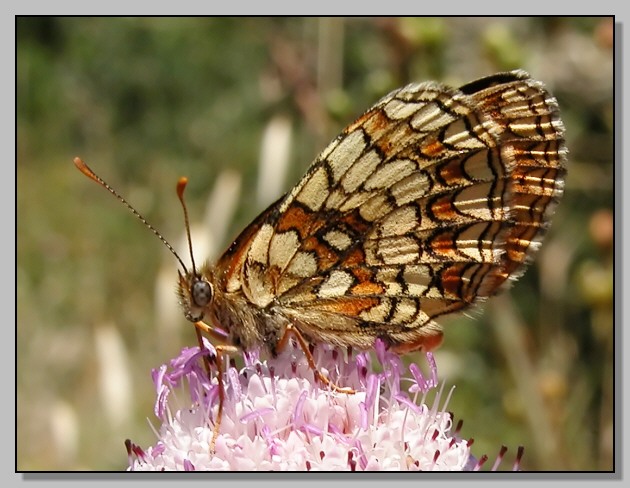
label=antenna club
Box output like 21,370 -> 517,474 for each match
73,156 -> 100,184
177,177 -> 189,202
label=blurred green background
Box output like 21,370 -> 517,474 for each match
17,17 -> 614,471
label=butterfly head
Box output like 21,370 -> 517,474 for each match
177,265 -> 214,322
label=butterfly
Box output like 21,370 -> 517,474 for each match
76,69 -> 566,449
177,69 -> 565,353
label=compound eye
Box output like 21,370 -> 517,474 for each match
191,280 -> 213,307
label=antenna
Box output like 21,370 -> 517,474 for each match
73,157 -> 190,273
176,177 -> 199,276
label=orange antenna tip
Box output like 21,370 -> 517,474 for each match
73,157 -> 100,184
176,177 -> 189,201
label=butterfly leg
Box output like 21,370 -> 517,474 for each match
276,324 -> 355,395
194,324 -> 213,377
193,321 -> 238,454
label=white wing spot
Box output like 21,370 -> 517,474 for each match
296,166 -> 330,211
318,270 -> 355,298
327,130 -> 367,182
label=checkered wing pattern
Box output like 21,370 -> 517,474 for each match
215,70 -> 566,353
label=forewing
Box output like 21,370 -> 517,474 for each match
221,70 -> 566,350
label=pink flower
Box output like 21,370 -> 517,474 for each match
126,338 -> 523,471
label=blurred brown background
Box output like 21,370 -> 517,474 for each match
17,17 -> 614,471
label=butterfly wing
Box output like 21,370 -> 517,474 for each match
217,70 -> 566,352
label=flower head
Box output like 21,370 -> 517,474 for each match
126,339 -> 522,471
